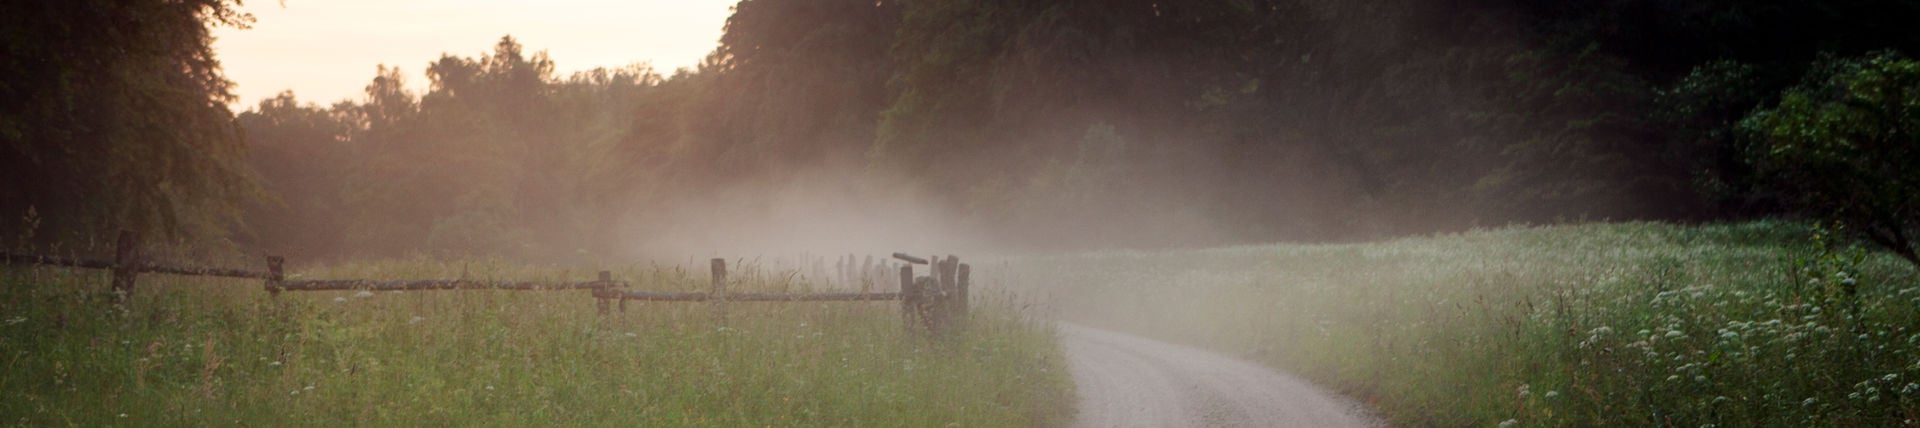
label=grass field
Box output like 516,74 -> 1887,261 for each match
994,221 -> 1920,426
0,258 -> 1072,426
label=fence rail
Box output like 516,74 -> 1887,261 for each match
592,290 -> 901,302
276,279 -> 621,292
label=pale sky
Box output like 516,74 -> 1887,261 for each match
212,0 -> 735,109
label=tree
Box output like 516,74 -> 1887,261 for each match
0,0 -> 257,249
1741,52 -> 1920,267
237,92 -> 356,259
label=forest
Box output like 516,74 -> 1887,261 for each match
6,0 -> 1919,261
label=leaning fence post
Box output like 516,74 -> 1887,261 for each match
266,256 -> 285,296
711,258 -> 727,324
110,230 -> 139,310
597,270 -> 613,315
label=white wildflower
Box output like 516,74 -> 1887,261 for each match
352,290 -> 374,298
1498,419 -> 1518,428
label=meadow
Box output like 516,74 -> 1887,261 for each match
0,258 -> 1072,426
994,221 -> 1920,426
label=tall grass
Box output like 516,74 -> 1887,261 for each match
0,258 -> 1071,426
994,221 -> 1920,426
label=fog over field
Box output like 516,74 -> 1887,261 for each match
5,0 -> 1920,426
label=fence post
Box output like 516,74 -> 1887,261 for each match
266,256 -> 285,296
899,264 -> 915,330
914,276 -> 937,336
597,270 -> 612,315
711,258 -> 727,324
956,262 -> 970,322
936,256 -> 959,338
603,270 -> 627,313
110,230 -> 139,310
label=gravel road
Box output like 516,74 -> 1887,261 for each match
1061,323 -> 1380,428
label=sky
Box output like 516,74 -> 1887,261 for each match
212,0 -> 735,109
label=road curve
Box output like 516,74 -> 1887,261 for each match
1060,323 -> 1380,428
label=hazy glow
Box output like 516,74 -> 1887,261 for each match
212,0 -> 733,107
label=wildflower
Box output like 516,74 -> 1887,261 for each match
1665,330 -> 1685,339
1498,419 -> 1518,428
1544,391 -> 1560,399
352,291 -> 374,298
333,297 -> 346,303
268,361 -> 282,367
408,316 -> 426,325
117,414 -> 127,418
4,316 -> 23,325
623,332 -> 638,338
486,385 -> 494,391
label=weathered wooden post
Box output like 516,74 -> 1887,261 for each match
266,256 -> 285,296
914,276 -> 937,335
935,256 -> 960,338
898,264 -> 915,329
710,258 -> 727,323
597,270 -> 613,315
956,262 -> 971,321
110,230 -> 139,309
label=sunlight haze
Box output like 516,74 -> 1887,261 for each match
212,0 -> 732,107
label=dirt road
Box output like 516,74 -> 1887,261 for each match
1060,323 -> 1380,428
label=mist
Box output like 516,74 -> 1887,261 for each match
182,0 -> 1915,268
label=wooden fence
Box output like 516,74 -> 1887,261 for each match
0,231 -> 274,307
592,254 -> 970,336
2,230 -> 970,337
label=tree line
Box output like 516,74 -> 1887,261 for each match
6,0 -> 1919,262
